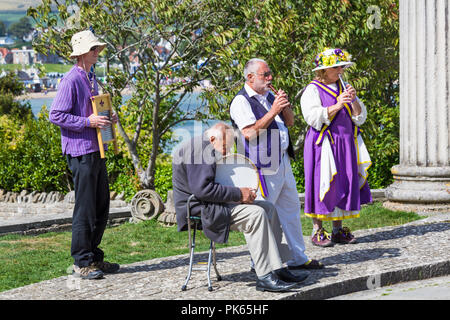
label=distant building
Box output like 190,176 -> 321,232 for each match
0,48 -> 12,64
11,47 -> 35,65
0,36 -> 14,46
36,52 -> 61,64
16,68 -> 51,93
9,46 -> 61,65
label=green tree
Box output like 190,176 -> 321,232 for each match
8,16 -> 33,39
0,71 -> 32,118
28,0 -> 259,190
0,21 -> 6,36
204,0 -> 399,189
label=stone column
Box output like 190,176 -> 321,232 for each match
385,0 -> 450,212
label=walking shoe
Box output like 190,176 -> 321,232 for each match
72,264 -> 104,280
331,227 -> 357,244
273,267 -> 309,283
91,261 -> 120,273
311,228 -> 334,247
256,272 -> 298,292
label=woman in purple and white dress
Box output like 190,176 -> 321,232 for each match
300,48 -> 372,247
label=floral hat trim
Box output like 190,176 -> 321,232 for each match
312,48 -> 353,71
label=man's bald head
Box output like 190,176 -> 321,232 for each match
205,122 -> 235,155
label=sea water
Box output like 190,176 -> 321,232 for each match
27,92 -> 222,154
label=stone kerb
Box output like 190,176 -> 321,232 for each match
0,189 -> 128,217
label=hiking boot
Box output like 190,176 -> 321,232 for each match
311,228 -> 334,247
72,264 -> 104,280
331,227 -> 357,244
91,261 -> 120,273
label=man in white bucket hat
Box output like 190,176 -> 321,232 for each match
50,30 -> 119,280
69,29 -> 106,59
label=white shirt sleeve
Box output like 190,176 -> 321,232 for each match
342,81 -> 368,126
229,95 -> 257,130
300,84 -> 331,131
351,97 -> 368,126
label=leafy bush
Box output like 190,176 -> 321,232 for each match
0,104 -> 172,202
153,157 -> 173,202
105,149 -> 140,202
0,107 -> 69,192
0,71 -> 32,118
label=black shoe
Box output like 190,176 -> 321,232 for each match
256,272 -> 298,292
288,259 -> 325,270
274,267 -> 309,283
72,265 -> 104,280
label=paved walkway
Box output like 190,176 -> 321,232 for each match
330,275 -> 450,300
0,211 -> 449,300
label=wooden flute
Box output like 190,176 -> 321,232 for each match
268,83 -> 278,93
268,83 -> 292,109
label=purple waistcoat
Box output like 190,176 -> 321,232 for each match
230,87 -> 294,170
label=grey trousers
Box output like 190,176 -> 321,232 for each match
229,200 -> 292,277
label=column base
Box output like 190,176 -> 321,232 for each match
385,165 -> 450,212
383,201 -> 450,213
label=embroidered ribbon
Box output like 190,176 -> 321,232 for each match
311,80 -> 353,146
257,168 -> 269,198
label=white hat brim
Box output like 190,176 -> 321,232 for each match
312,61 -> 353,72
69,42 -> 106,58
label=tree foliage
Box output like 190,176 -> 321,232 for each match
0,72 -> 32,118
8,16 -> 33,39
28,0 -> 260,190
204,0 -> 399,189
0,107 -> 69,192
27,0 -> 400,193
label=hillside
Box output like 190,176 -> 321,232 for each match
0,0 -> 41,11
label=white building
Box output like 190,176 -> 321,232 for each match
0,36 -> 14,46
11,47 -> 35,65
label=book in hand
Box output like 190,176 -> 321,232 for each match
91,93 -> 119,158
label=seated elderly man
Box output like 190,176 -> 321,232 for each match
172,122 -> 309,292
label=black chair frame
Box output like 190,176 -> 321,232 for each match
181,194 -> 222,291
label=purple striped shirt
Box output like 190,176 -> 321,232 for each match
50,65 -> 101,157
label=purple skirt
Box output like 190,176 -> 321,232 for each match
303,109 -> 372,219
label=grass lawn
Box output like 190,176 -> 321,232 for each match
0,64 -> 73,73
0,201 -> 423,292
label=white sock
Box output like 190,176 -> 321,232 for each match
311,226 -> 320,237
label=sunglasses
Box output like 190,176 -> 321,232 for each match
90,46 -> 100,52
252,71 -> 273,78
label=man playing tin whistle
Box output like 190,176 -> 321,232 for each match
230,58 -> 324,270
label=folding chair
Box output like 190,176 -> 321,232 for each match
181,194 -> 222,292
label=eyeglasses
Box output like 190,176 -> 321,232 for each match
252,71 -> 273,78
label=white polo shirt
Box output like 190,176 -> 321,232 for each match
230,83 -> 290,152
